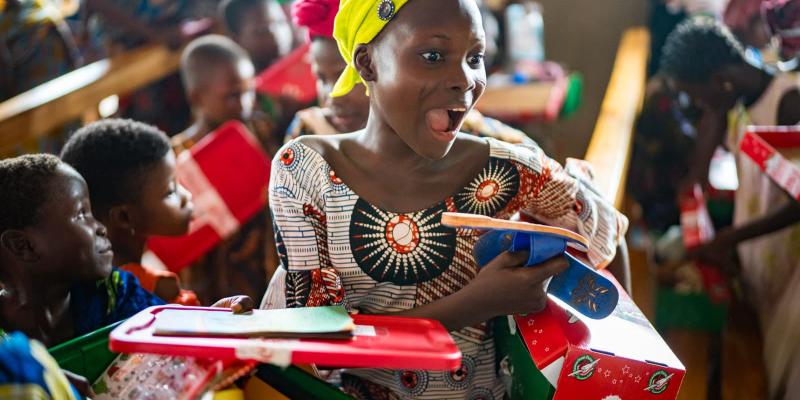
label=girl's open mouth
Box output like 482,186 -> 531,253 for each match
426,106 -> 468,140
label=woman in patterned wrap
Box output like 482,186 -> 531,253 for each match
261,0 -> 628,398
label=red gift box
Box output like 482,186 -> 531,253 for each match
512,270 -> 685,399
740,125 -> 800,203
147,121 -> 272,272
255,43 -> 317,105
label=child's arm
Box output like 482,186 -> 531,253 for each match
682,109 -> 728,190
693,200 -> 800,267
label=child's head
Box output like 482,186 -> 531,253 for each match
0,154 -> 113,285
660,17 -> 748,111
292,0 -> 370,132
333,0 -> 487,159
220,0 -> 293,71
181,35 -> 257,128
60,119 -> 193,241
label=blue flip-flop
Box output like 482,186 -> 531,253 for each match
442,213 -> 618,319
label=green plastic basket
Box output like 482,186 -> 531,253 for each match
47,321 -> 348,399
655,287 -> 728,332
48,322 -> 121,383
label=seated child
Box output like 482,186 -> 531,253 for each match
285,0 -> 535,146
0,154 -> 251,347
219,0 -> 293,73
173,35 -> 280,305
262,0 -> 628,398
60,119 -> 199,306
174,34 -> 281,155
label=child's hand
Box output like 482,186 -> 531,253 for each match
211,295 -> 255,314
63,370 -> 95,398
153,275 -> 181,303
469,251 -> 568,317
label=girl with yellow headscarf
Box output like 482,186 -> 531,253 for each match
263,1 -> 628,398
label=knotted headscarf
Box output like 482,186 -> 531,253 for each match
291,0 -> 339,40
331,0 -> 411,97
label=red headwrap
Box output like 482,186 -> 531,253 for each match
291,0 -> 340,41
763,0 -> 800,57
724,0 -> 765,32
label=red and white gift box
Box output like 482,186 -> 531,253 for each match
740,125 -> 800,203
255,43 -> 317,105
147,121 -> 272,272
512,270 -> 686,399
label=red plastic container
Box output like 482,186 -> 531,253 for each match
109,306 -> 462,371
255,43 -> 317,105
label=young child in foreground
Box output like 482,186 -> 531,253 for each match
262,0 -> 628,398
60,118 -> 200,306
0,154 -> 251,349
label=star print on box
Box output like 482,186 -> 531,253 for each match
454,158 -> 519,216
350,199 -> 456,285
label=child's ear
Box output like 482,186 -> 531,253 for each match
108,205 -> 134,233
187,87 -> 204,109
0,230 -> 38,262
354,44 -> 377,83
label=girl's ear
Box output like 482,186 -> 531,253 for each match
353,44 -> 377,83
0,230 -> 37,263
107,205 -> 134,233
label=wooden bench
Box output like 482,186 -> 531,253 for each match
0,44 -> 180,155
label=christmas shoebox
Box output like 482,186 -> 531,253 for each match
501,270 -> 685,399
147,121 -> 272,272
739,125 -> 800,203
256,43 -> 317,105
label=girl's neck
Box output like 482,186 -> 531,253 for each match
360,113 -> 440,174
1,273 -> 73,345
108,227 -> 147,266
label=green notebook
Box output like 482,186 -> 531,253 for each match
153,306 -> 355,339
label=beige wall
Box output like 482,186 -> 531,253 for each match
534,0 -> 649,160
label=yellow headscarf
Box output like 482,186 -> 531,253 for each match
331,0 -> 411,97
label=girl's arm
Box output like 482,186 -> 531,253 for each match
694,200 -> 800,266
391,253 -> 567,332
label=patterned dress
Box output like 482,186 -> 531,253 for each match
262,137 -> 627,399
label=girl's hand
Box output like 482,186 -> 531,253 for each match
63,370 -> 95,398
468,251 -> 568,317
211,295 -> 255,314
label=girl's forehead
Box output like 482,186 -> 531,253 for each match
385,0 -> 484,39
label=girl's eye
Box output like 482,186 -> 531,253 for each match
77,208 -> 87,220
421,51 -> 444,63
468,54 -> 484,66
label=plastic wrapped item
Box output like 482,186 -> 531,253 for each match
505,1 -> 545,64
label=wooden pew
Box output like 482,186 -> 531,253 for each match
0,45 -> 180,155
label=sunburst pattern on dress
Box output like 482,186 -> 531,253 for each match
350,199 -> 456,285
454,158 -> 520,216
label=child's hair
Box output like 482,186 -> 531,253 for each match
219,0 -> 269,36
660,17 -> 746,83
0,154 -> 61,233
180,34 -> 251,93
60,119 -> 171,218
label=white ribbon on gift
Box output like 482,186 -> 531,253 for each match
176,151 -> 240,239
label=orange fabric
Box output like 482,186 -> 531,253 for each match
119,263 -> 200,306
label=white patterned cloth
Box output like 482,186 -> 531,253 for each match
262,137 -> 628,399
